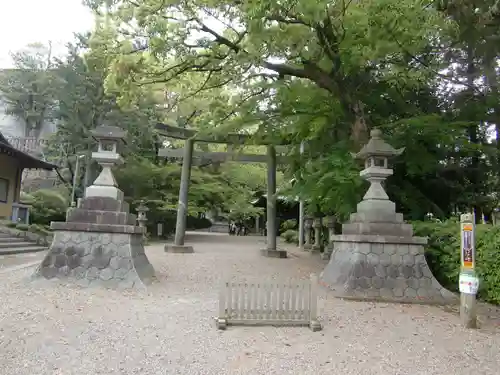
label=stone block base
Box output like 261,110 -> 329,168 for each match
164,244 -> 194,253
33,230 -> 155,290
320,235 -> 457,305
260,249 -> 288,258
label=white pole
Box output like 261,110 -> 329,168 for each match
298,141 -> 305,249
70,155 -> 84,205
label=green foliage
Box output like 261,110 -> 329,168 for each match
28,190 -> 68,226
0,43 -> 59,138
281,229 -> 299,245
28,224 -> 51,236
15,223 -> 30,232
413,221 -> 500,305
281,219 -> 298,232
115,156 -> 267,231
186,217 -> 212,230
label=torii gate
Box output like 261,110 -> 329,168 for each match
156,123 -> 289,258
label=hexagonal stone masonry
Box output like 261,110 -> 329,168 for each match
320,235 -> 458,305
33,230 -> 155,290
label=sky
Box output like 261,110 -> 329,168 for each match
0,0 -> 95,68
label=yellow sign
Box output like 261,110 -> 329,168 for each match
463,224 -> 473,231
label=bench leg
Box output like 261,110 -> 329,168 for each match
309,320 -> 322,332
216,318 -> 227,330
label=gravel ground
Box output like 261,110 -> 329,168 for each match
0,232 -> 499,375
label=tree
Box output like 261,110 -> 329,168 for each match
78,0 -> 499,221
88,0 -> 448,141
0,42 -> 58,138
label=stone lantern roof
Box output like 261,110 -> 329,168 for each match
353,128 -> 405,160
91,125 -> 127,143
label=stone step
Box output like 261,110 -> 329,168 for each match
0,236 -> 26,243
0,246 -> 47,256
0,241 -> 42,249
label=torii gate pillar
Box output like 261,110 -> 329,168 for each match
260,145 -> 287,258
165,138 -> 195,253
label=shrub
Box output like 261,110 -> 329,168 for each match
413,220 -> 500,305
28,224 -> 51,236
15,223 -> 30,232
186,216 -> 212,230
29,189 -> 68,226
281,229 -> 299,244
280,219 -> 297,232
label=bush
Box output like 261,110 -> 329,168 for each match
186,216 -> 212,230
413,220 -> 500,305
29,189 -> 68,226
281,229 -> 299,244
15,223 -> 30,232
28,224 -> 51,236
280,219 -> 297,232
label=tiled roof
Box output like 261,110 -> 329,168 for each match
0,131 -> 56,170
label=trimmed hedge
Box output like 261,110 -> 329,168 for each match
281,229 -> 299,244
413,220 -> 500,305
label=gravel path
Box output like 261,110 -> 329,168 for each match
0,232 -> 498,375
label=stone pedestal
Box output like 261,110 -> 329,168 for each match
320,235 -> 455,303
165,244 -> 194,253
34,197 -> 156,289
260,249 -> 288,258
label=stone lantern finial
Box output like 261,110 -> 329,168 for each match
85,125 -> 127,200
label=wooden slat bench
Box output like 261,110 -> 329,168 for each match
216,274 -> 321,331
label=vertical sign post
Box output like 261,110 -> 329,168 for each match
459,213 -> 479,329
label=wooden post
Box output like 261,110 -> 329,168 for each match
174,138 -> 194,246
459,213 -> 479,329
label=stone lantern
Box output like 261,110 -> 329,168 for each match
320,128 -> 457,304
311,217 -> 322,253
136,200 -> 149,229
34,125 -> 156,290
352,128 -> 404,210
303,216 -> 313,250
85,125 -> 127,200
321,215 -> 336,260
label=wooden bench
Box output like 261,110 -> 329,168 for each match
216,274 -> 321,331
